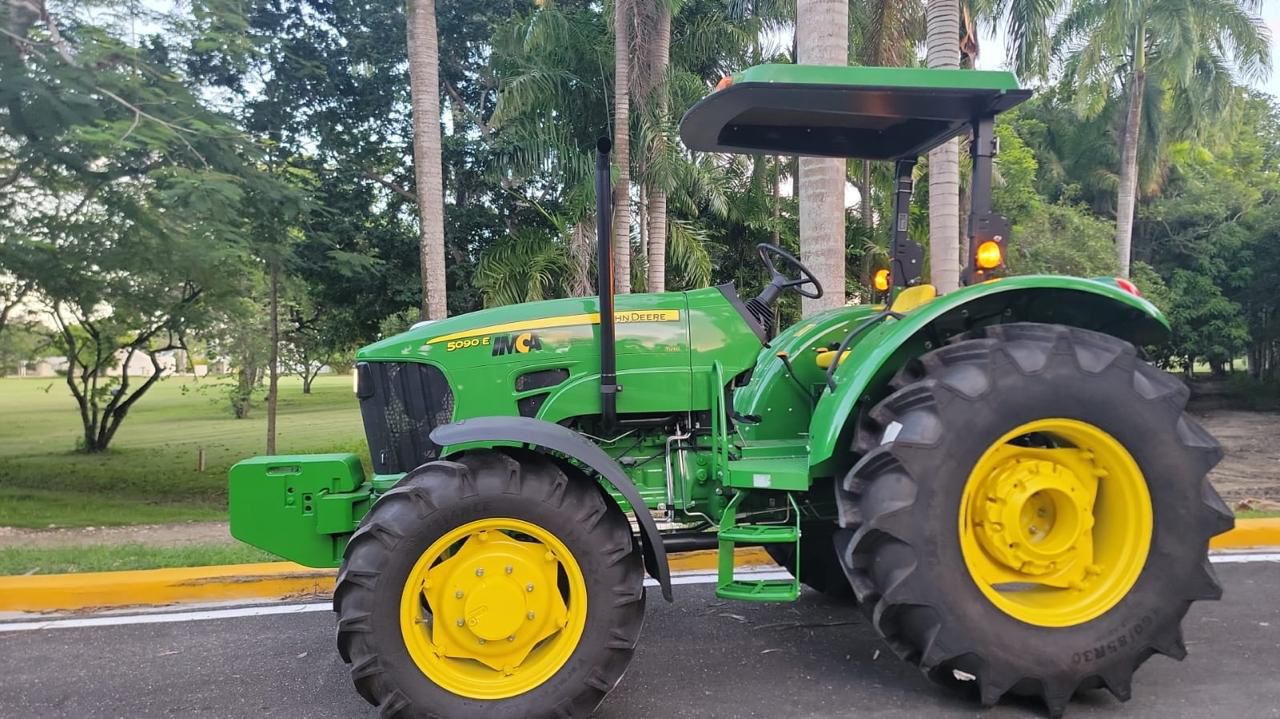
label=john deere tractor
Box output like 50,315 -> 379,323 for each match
229,65 -> 1230,718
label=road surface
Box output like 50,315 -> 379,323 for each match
2,560 -> 1278,718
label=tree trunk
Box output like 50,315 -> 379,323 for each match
612,0 -> 633,294
406,0 -> 448,319
860,160 -> 873,229
927,0 -> 962,294
796,0 -> 848,316
772,157 -> 782,248
570,218 -> 594,296
1116,55 -> 1146,278
646,3 -> 671,294
266,262 -> 280,454
233,360 -> 256,419
959,155 -> 971,271
638,179 -> 648,291
859,159 -> 873,288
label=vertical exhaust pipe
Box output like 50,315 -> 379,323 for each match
595,138 -> 619,429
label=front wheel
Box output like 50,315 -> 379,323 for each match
334,450 -> 646,718
837,323 -> 1231,717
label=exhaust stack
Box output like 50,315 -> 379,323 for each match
595,138 -> 619,429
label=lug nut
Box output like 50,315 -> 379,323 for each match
507,636 -> 515,642
478,638 -> 486,645
455,590 -> 464,599
526,583 -> 534,592
505,565 -> 513,574
476,568 -> 485,577
456,619 -> 465,627
527,611 -> 536,620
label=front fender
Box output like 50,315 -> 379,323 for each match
807,276 -> 1168,471
429,416 -> 673,601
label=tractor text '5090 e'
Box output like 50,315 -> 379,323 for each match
229,65 -> 1229,718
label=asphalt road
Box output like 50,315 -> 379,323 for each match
2,561 -> 1278,719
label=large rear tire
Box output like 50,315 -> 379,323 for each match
334,449 -> 646,718
836,323 -> 1230,717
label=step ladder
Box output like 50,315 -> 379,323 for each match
715,490 -> 801,602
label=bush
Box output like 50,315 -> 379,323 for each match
1008,203 -> 1119,277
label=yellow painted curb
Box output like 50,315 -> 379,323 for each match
1211,518 -> 1280,550
5,520 -> 1276,614
0,549 -> 777,613
0,562 -> 334,613
667,546 -> 773,572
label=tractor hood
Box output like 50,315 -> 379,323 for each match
354,286 -> 766,427
357,292 -> 688,367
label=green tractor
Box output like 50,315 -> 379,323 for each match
229,65 -> 1230,718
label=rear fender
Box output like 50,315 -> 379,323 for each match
807,276 -> 1168,471
430,416 -> 673,601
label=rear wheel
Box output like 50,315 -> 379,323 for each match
334,450 -> 646,718
837,323 -> 1231,717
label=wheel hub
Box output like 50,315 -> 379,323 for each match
400,517 -> 587,699
423,531 -> 569,671
972,457 -> 1094,577
959,419 -> 1153,627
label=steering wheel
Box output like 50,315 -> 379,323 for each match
757,243 -> 824,299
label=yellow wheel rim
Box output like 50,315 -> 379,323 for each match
399,518 -> 588,699
959,418 -> 1152,627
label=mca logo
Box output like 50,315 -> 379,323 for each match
491,331 -> 543,356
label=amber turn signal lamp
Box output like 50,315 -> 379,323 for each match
873,269 -> 891,292
975,240 -> 1003,270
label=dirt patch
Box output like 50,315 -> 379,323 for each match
1194,409 -> 1280,504
0,521 -> 232,549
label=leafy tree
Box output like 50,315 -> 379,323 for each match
1008,202 -> 1118,277
2,0 -> 279,451
0,318 -> 49,375
205,290 -> 270,419
1165,270 -> 1250,376
1055,0 -> 1271,276
280,290 -> 351,394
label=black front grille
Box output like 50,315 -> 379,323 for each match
357,361 -> 454,474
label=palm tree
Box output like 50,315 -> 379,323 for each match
849,0 -> 924,265
971,0 -> 1063,81
612,0 -> 634,293
406,0 -> 447,318
796,0 -> 848,315
642,1 -> 673,293
489,1 -> 718,299
926,0 -> 962,293
1057,0 -> 1270,276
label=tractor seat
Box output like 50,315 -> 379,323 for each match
814,284 -> 938,369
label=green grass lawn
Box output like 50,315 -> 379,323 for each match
1235,509 -> 1280,519
0,374 -> 365,528
0,543 -> 281,575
